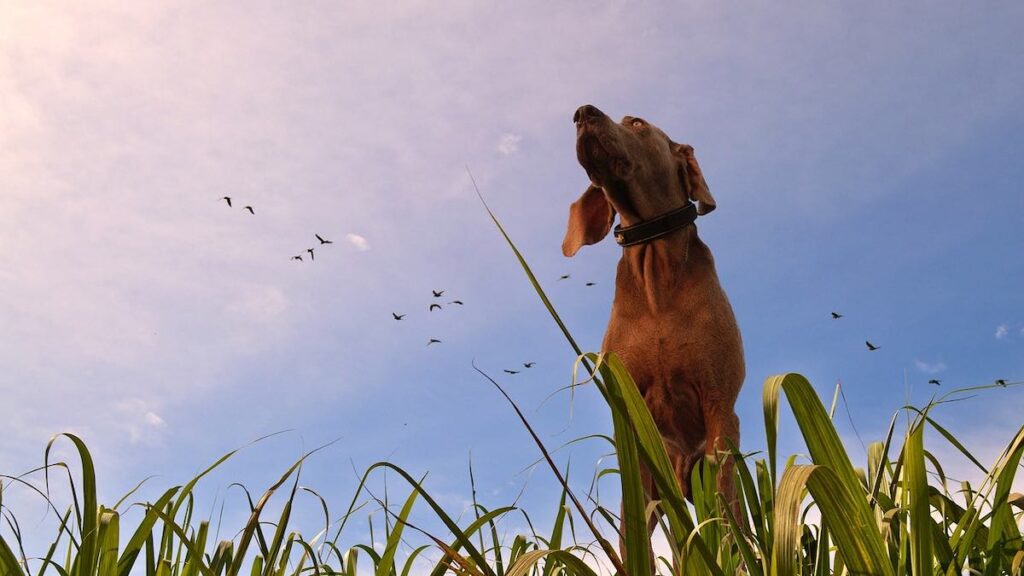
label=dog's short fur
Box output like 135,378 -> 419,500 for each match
564,105 -> 744,511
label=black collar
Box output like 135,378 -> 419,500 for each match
613,203 -> 698,247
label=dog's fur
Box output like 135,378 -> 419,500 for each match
563,105 -> 744,513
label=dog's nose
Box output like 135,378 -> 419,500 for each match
574,104 -> 605,125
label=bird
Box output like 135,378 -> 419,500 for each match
831,312 -> 843,319
392,313 -> 405,321
427,338 -> 441,346
558,274 -> 570,281
865,341 -> 880,351
432,290 -> 445,298
996,379 -> 1008,387
315,234 -> 333,245
306,248 -> 315,261
291,255 -> 303,262
928,379 -> 941,386
523,362 -> 535,368
220,196 -> 232,207
504,369 -> 520,375
244,206 -> 254,214
429,303 -> 442,312
585,282 -> 596,287
449,300 -> 464,305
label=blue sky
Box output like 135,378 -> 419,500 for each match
2,0 -> 1022,560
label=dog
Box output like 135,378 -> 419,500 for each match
563,104 -> 744,519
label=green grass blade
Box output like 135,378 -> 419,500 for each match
45,434 -> 99,576
116,487 -> 181,576
376,487 -> 419,576
96,508 -> 119,576
904,420 -> 933,576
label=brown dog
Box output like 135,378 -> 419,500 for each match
563,104 -> 744,514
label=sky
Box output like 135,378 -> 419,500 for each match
2,0 -> 1023,563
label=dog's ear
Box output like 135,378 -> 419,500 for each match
562,184 -> 615,257
674,143 -> 716,215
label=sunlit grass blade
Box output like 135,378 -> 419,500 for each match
904,419 -> 932,576
773,465 -> 892,576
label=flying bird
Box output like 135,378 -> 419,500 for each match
558,274 -> 570,281
523,362 -> 535,368
220,196 -> 232,207
865,340 -> 880,351
291,255 -> 303,262
244,206 -> 254,214
585,282 -> 596,287
306,248 -> 315,261
504,369 -> 520,375
426,338 -> 442,346
449,300 -> 464,305
928,379 -> 941,386
996,379 -> 1008,387
429,303 -> 442,312
392,313 -> 406,321
831,312 -> 843,319
315,234 -> 333,245
432,290 -> 445,298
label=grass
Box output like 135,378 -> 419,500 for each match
2,200 -> 1022,576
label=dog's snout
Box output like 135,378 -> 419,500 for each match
574,104 -> 604,125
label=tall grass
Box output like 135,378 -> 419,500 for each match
2,203 -> 1021,575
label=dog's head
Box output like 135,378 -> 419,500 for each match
563,104 -> 715,257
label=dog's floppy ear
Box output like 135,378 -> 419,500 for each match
562,184 -> 615,257
674,143 -> 716,215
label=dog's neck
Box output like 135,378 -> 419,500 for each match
614,224 -> 715,314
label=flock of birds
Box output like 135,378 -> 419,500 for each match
391,289 -> 537,374
220,196 -> 338,263
217,195 -> 1010,389
830,310 -> 1010,388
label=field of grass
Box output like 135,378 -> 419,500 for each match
2,207 -> 1022,576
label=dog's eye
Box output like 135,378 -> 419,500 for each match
632,119 -> 644,128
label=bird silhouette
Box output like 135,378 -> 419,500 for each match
315,234 -> 333,245
449,300 -> 464,305
523,362 -> 535,368
928,379 -> 941,386
865,340 -> 880,351
996,379 -> 1008,387
831,312 -> 843,319
558,274 -> 570,281
585,282 -> 596,286
244,206 -> 254,214
426,338 -> 441,346
504,369 -> 520,375
306,248 -> 315,261
291,255 -> 303,262
432,290 -> 445,297
429,303 -> 442,312
392,313 -> 406,320
221,196 -> 232,207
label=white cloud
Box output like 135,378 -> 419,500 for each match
995,324 -> 1009,339
143,412 -> 166,427
497,133 -> 522,155
346,233 -> 371,251
914,359 -> 947,374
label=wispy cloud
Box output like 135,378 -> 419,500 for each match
346,233 -> 371,251
914,359 -> 947,374
497,133 -> 522,155
995,324 -> 1009,339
